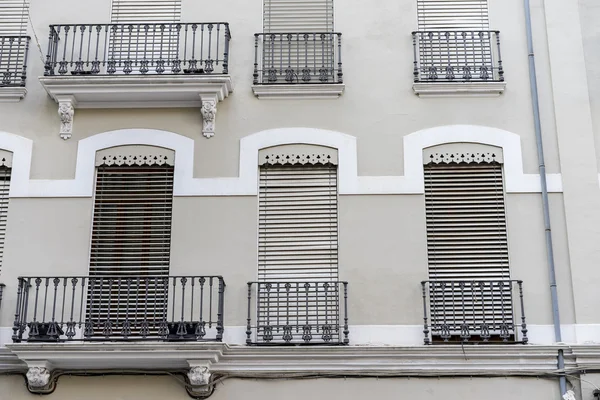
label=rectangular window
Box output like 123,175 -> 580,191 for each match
109,0 -> 182,69
256,160 -> 341,344
87,164 -> 174,338
424,161 -> 514,342
417,0 -> 489,31
263,0 -> 334,32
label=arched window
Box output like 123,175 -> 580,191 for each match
86,145 -> 175,339
422,143 -> 519,343
249,144 -> 347,345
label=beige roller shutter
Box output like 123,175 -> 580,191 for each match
0,165 -> 11,275
0,0 -> 29,36
264,0 -> 334,33
259,163 -> 338,282
87,163 -> 174,337
424,161 -> 513,339
417,0 -> 489,31
109,0 -> 181,69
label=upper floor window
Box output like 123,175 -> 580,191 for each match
420,144 -> 528,344
247,144 -> 349,345
253,0 -> 343,93
0,0 -> 31,92
412,0 -> 505,91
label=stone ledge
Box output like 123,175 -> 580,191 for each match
413,82 -> 506,98
0,87 -> 27,102
252,84 -> 345,99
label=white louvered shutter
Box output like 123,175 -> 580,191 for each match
264,0 -> 334,32
417,0 -> 489,31
109,0 -> 181,70
0,166 -> 11,275
424,160 -> 513,339
87,163 -> 174,337
0,0 -> 29,36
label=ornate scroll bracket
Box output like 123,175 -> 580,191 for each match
57,96 -> 76,140
25,362 -> 53,392
187,361 -> 213,396
200,96 -> 218,139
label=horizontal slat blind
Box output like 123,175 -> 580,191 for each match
417,0 -> 489,31
0,0 -> 29,36
425,162 -> 512,335
0,166 -> 10,275
264,0 -> 334,32
88,164 -> 174,336
259,164 -> 338,282
109,0 -> 181,64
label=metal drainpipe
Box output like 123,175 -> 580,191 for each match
522,0 -> 567,396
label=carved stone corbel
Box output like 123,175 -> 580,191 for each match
25,364 -> 52,392
200,96 -> 217,139
187,361 -> 213,396
57,96 -> 76,140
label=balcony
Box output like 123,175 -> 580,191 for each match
38,23 -> 232,139
252,32 -> 344,99
421,280 -> 528,344
246,281 -> 349,345
12,275 -> 225,342
412,30 -> 506,97
0,36 -> 31,101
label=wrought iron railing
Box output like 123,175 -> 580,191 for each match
44,23 -> 230,76
421,280 -> 527,344
12,276 -> 225,342
253,32 -> 343,85
0,36 -> 30,87
412,31 -> 504,82
246,281 -> 349,345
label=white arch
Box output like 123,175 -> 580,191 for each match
402,125 -> 563,193
1,126 -> 562,197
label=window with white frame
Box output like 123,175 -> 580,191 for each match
423,144 -> 516,343
86,146 -> 175,338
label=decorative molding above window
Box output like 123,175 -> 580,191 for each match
95,145 -> 175,167
259,144 -> 338,166
424,143 -> 503,164
0,150 -> 13,168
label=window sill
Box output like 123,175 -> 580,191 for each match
252,83 -> 345,100
413,81 -> 506,98
0,87 -> 27,102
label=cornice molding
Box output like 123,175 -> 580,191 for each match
0,87 -> 27,102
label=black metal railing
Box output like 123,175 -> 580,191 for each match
412,31 -> 504,82
246,281 -> 349,345
421,280 -> 527,344
12,276 -> 225,342
44,23 -> 230,76
0,36 -> 30,87
253,32 -> 343,85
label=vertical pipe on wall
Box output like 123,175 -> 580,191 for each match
522,0 -> 566,396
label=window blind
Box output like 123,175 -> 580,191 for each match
109,0 -> 182,66
259,164 -> 338,282
0,166 -> 11,275
0,0 -> 29,36
87,163 -> 174,336
417,0 -> 489,31
424,161 -> 512,338
264,0 -> 334,32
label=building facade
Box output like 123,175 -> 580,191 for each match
0,0 -> 598,399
